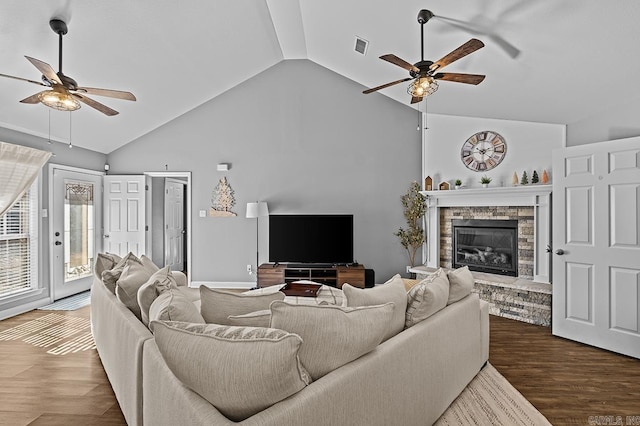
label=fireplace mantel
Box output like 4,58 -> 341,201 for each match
421,185 -> 552,283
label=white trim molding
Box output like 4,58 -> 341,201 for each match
421,185 -> 552,283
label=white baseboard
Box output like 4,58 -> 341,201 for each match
0,297 -> 52,321
190,281 -> 256,290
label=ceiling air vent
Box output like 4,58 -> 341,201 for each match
354,36 -> 369,55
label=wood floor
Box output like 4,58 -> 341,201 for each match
0,308 -> 638,425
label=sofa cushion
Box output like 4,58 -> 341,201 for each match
115,255 -> 159,319
227,309 -> 271,327
269,301 -> 394,380
151,320 -> 310,422
149,288 -> 205,327
447,265 -> 475,304
137,266 -> 178,326
101,252 -> 140,294
94,252 -> 122,280
342,273 -> 407,341
200,286 -> 284,325
405,268 -> 450,328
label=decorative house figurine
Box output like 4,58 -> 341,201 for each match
541,169 -> 549,184
439,181 -> 450,191
520,171 -> 529,185
512,172 -> 519,186
531,170 -> 539,184
424,176 -> 433,191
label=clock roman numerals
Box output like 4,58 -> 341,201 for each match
460,131 -> 507,172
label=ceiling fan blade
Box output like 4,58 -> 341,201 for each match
429,39 -> 485,72
19,91 -> 48,104
363,77 -> 412,94
410,96 -> 423,104
72,93 -> 119,116
0,72 -> 48,87
75,87 -> 136,101
25,56 -> 62,85
380,54 -> 420,74
434,73 -> 485,85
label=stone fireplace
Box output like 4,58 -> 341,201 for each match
414,186 -> 553,326
441,207 -> 534,279
422,185 -> 552,283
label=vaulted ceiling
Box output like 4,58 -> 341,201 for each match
1,0 -> 638,153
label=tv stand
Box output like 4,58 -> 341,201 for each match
257,263 -> 365,289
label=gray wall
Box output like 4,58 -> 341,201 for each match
108,59 -> 421,283
567,98 -> 640,146
0,126 -> 106,313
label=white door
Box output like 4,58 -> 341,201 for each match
51,167 -> 102,300
103,175 -> 146,257
552,136 -> 640,359
165,179 -> 185,271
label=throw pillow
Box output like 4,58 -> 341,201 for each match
101,252 -> 141,294
342,273 -> 407,341
227,310 -> 271,328
94,252 -> 122,280
269,301 -> 394,380
447,265 -> 475,304
137,266 -> 178,326
152,321 -> 310,422
148,288 -> 205,327
200,286 -> 284,325
405,268 -> 450,328
115,255 -> 159,319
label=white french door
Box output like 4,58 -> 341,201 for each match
50,166 -> 103,300
552,136 -> 640,359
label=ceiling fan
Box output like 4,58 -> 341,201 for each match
363,10 -> 485,104
0,19 -> 136,116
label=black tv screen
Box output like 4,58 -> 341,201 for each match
269,214 -> 353,264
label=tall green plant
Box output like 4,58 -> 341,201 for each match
394,181 -> 426,267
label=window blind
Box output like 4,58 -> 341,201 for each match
0,182 -> 38,298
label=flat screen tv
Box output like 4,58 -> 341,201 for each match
269,214 -> 353,265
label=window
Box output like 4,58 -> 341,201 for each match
0,181 -> 38,298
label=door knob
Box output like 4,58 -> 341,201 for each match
555,249 -> 565,255
104,234 -> 110,238
55,241 -> 62,246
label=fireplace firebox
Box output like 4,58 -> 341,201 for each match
452,219 -> 518,277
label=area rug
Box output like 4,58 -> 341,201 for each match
435,363 -> 551,425
37,290 -> 91,311
0,312 -> 95,355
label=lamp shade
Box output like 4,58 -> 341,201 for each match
246,202 -> 269,218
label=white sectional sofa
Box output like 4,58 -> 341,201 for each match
90,256 -> 489,426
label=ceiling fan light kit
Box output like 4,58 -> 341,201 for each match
37,86 -> 81,111
0,18 -> 136,116
364,9 -> 485,103
407,76 -> 438,97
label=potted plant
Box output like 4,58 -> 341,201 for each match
395,181 -> 426,274
454,179 -> 462,190
480,176 -> 492,188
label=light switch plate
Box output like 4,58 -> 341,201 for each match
199,210 -> 206,218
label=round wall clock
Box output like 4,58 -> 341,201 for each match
460,131 -> 507,172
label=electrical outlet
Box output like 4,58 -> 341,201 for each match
247,264 -> 253,275
406,265 -> 412,273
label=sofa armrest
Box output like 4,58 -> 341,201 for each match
173,271 -> 187,287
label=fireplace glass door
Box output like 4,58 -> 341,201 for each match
452,219 -> 518,276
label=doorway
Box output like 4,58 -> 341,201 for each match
145,172 -> 191,281
49,165 -> 103,300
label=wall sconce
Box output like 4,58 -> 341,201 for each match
217,163 -> 231,171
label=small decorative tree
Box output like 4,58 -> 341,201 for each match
209,176 -> 237,217
520,171 -> 529,185
395,181 -> 426,268
531,170 -> 539,184
541,169 -> 549,184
